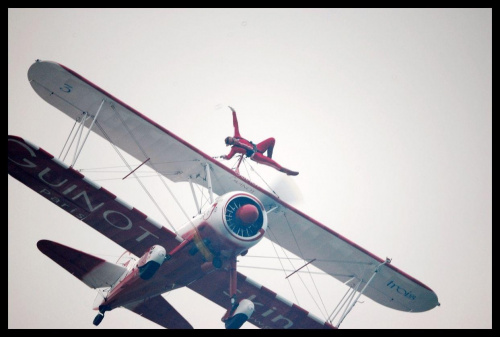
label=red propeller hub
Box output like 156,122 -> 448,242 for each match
236,204 -> 259,225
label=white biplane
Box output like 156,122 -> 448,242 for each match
7,60 -> 439,329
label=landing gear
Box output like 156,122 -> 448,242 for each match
220,256 -> 254,329
93,305 -> 110,326
223,299 -> 255,329
93,311 -> 104,326
212,256 -> 223,269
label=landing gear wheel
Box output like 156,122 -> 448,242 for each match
93,312 -> 104,326
213,257 -> 222,269
189,245 -> 199,256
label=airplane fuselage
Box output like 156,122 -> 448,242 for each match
96,191 -> 268,312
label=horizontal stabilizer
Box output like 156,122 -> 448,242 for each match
37,240 -> 127,289
124,295 -> 193,329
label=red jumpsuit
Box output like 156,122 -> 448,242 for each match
222,108 -> 298,176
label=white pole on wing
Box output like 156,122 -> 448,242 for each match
205,163 -> 214,204
336,258 -> 391,328
72,99 -> 105,167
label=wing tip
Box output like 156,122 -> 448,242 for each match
36,239 -> 53,254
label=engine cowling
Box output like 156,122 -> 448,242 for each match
178,191 -> 268,256
219,192 -> 267,245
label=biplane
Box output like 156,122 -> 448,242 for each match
7,60 -> 440,329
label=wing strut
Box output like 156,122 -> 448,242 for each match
71,98 -> 105,167
189,178 -> 202,214
235,154 -> 245,175
205,163 -> 214,203
333,258 -> 391,328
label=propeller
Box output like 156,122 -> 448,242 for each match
225,197 -> 264,238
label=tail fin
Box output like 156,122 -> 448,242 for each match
38,240 -> 192,328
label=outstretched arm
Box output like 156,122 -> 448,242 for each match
229,106 -> 241,138
221,147 -> 238,160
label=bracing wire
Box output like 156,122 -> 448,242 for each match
226,155 -> 330,317
264,226 -> 301,305
192,181 -> 211,212
61,115 -> 86,162
266,222 -> 329,321
59,117 -> 79,160
109,104 -> 201,234
94,120 -> 177,233
71,112 -> 90,167
327,286 -> 352,324
240,156 -> 252,180
232,156 -> 281,199
237,265 -> 325,275
282,212 -> 330,319
250,166 -> 280,198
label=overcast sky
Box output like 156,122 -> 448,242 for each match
8,8 -> 491,329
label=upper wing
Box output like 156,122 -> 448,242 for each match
188,269 -> 335,329
263,209 -> 439,312
27,60 -> 232,191
26,60 -> 439,313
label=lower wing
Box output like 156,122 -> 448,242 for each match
188,269 -> 336,329
124,295 -> 193,329
8,135 -> 181,258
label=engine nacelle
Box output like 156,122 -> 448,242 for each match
178,191 -> 268,256
137,245 -> 166,280
224,299 -> 255,329
212,191 -> 268,249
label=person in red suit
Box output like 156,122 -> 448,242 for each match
221,107 -> 299,176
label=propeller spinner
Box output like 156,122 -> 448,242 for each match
225,196 -> 264,238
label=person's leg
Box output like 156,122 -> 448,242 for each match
252,153 -> 281,170
251,153 -> 298,176
256,138 -> 275,158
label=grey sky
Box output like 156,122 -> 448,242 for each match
8,8 -> 491,329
